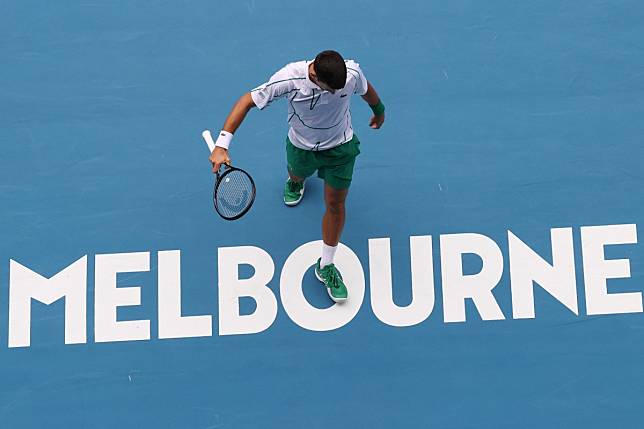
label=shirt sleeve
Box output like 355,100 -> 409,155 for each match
346,61 -> 368,96
250,66 -> 295,110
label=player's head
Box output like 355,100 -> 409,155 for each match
313,50 -> 347,91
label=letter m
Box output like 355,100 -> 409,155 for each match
8,256 -> 87,348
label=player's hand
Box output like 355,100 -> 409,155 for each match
369,113 -> 385,129
209,147 -> 231,173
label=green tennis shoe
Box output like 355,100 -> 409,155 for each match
315,258 -> 348,302
284,178 -> 305,206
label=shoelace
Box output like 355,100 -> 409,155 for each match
287,180 -> 302,193
322,264 -> 341,289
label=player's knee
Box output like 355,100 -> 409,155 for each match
326,198 -> 345,215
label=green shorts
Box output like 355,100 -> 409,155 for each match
286,135 -> 361,190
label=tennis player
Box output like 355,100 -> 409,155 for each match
209,50 -> 385,302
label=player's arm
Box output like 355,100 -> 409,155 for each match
222,92 -> 256,134
361,81 -> 385,129
209,93 -> 256,172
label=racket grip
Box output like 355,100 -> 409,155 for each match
202,130 -> 216,152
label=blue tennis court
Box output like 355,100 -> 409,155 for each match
2,1 -> 644,427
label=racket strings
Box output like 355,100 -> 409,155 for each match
215,170 -> 255,218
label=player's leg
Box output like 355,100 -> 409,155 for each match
321,184 -> 348,248
288,169 -> 305,183
315,183 -> 349,302
317,135 -> 360,250
285,137 -> 316,206
314,135 -> 360,302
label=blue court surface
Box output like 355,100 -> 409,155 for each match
2,1 -> 644,428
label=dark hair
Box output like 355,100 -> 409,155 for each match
313,50 -> 347,90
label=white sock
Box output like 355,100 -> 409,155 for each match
320,243 -> 338,268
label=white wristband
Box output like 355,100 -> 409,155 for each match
215,130 -> 233,149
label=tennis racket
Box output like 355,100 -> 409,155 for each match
202,130 -> 256,221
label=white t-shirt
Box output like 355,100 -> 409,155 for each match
250,60 -> 369,151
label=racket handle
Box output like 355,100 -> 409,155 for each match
202,129 -> 216,152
